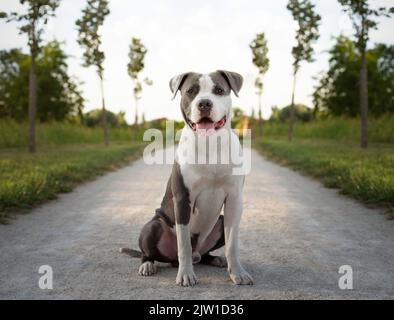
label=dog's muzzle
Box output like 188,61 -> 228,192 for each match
188,115 -> 227,136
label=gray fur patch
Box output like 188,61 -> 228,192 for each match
179,73 -> 201,120
170,161 -> 191,225
215,70 -> 243,97
169,72 -> 201,126
209,72 -> 232,96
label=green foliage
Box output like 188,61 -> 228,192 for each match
287,0 -> 321,72
127,38 -> 151,100
0,117 -> 186,148
250,33 -> 270,122
254,116 -> 394,143
255,138 -> 394,208
127,38 -> 147,80
0,143 -> 144,220
250,33 -> 270,75
270,104 -> 313,122
338,0 -> 393,51
83,109 -> 128,128
1,0 -> 60,56
127,37 -> 151,124
76,0 -> 110,78
313,36 -> 394,116
0,41 -> 84,121
254,77 -> 263,95
0,119 -> 133,148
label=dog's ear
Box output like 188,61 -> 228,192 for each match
169,73 -> 191,100
217,70 -> 243,97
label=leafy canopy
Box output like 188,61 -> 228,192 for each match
127,38 -> 151,100
250,33 -> 270,75
1,0 -> 60,55
287,0 -> 321,72
0,41 -> 84,121
338,0 -> 393,51
127,38 -> 147,80
76,0 -> 110,78
313,36 -> 394,116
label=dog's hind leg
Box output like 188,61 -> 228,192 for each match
200,253 -> 227,268
137,218 -> 163,276
137,214 -> 177,276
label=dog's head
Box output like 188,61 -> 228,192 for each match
169,70 -> 243,135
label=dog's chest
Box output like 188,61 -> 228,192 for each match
180,164 -> 232,236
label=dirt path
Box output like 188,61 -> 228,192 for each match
0,148 -> 393,299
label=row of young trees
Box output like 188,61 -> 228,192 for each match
250,0 -> 393,149
1,0 -> 149,152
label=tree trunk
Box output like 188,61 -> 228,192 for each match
134,96 -> 138,125
360,49 -> 368,149
288,70 -> 297,142
100,76 -> 109,146
258,92 -> 263,137
28,50 -> 37,153
132,96 -> 139,141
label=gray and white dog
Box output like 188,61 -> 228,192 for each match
121,70 -> 253,286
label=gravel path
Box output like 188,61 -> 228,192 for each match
0,148 -> 393,299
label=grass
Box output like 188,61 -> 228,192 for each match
0,142 -> 144,222
0,119 -> 134,148
254,138 -> 394,211
260,115 -> 394,143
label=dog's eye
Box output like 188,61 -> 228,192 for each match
186,88 -> 194,95
214,86 -> 224,95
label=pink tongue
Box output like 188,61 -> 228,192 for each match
196,122 -> 215,130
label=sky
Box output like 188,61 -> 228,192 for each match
1,0 -> 394,123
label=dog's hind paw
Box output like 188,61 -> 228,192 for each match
138,261 -> 157,276
210,256 -> 227,268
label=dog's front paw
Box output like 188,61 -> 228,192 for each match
176,267 -> 198,287
229,268 -> 253,285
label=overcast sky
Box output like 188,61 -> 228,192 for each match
1,0 -> 393,123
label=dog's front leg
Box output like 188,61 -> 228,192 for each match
172,163 -> 197,287
224,191 -> 253,285
175,221 -> 197,286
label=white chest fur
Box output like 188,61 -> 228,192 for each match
176,127 -> 244,240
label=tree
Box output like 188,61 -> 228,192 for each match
271,104 -> 313,123
337,0 -> 393,148
250,33 -> 269,136
83,109 -> 127,128
287,0 -> 321,141
127,37 -> 152,132
1,0 -> 60,152
313,36 -> 394,117
76,0 -> 110,145
0,41 -> 84,121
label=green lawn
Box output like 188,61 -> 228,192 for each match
254,138 -> 394,211
0,143 -> 144,222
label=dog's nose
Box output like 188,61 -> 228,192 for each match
198,99 -> 213,113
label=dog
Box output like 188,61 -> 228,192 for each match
121,70 -> 253,286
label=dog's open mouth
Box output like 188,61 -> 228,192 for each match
191,116 -> 227,133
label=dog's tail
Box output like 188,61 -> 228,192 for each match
119,247 -> 142,258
